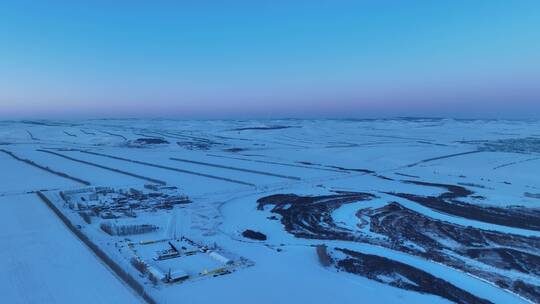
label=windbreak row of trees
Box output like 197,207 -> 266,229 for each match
100,223 -> 159,236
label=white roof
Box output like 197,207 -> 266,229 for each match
147,265 -> 165,279
170,269 -> 189,279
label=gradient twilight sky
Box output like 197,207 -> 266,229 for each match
1,1 -> 539,119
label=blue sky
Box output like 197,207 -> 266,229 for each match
1,1 -> 539,118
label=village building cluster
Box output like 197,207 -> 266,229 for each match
60,184 -> 191,220
56,184 -> 248,286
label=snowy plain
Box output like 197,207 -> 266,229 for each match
1,118 -> 539,304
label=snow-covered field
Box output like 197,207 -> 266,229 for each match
1,118 -> 539,304
0,194 -> 140,304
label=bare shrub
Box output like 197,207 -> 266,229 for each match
130,258 -> 148,275
100,222 -> 114,235
79,211 -> 92,224
316,244 -> 333,267
148,271 -> 159,286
